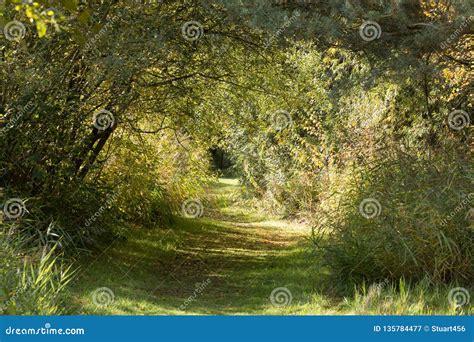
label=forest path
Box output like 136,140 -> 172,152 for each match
68,179 -> 328,314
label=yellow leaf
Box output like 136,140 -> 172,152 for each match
26,7 -> 34,18
36,21 -> 47,38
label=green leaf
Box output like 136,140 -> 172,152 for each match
77,9 -> 92,24
60,0 -> 78,11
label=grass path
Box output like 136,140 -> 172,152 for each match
68,179 -> 467,315
68,179 -> 329,314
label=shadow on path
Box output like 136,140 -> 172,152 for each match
68,179 -> 322,315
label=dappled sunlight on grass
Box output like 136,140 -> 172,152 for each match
67,179 -> 320,315
67,179 -> 468,315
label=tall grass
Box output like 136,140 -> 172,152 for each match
0,231 -> 73,315
342,278 -> 473,315
312,141 -> 473,286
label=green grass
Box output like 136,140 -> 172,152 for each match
66,179 -> 472,315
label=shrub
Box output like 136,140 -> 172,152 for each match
1,181 -> 121,250
101,130 -> 213,227
312,141 -> 473,285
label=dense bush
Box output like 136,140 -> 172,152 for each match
102,130 -> 214,228
312,140 -> 473,285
